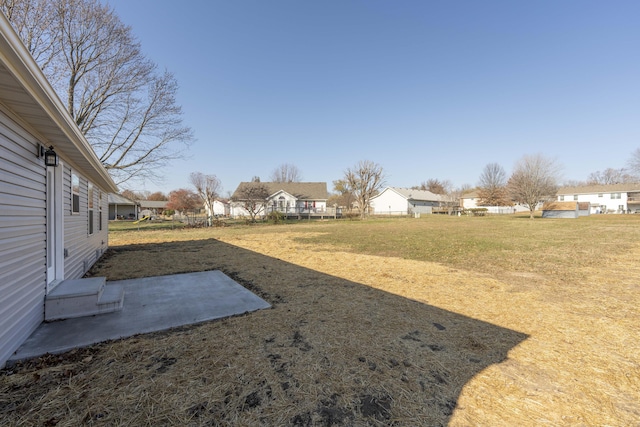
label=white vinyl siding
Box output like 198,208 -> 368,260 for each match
0,109 -> 110,368
63,167 -> 108,279
0,110 -> 46,367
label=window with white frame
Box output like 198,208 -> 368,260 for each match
573,195 -> 578,201
559,195 -> 564,201
71,172 -> 80,214
611,193 -> 621,199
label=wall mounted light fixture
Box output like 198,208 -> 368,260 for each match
43,145 -> 58,167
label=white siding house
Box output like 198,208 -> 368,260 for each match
204,199 -> 229,217
557,184 -> 640,214
460,190 -> 532,214
230,182 -> 329,218
0,15 -> 117,368
370,187 -> 442,215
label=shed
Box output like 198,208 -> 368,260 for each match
541,201 -> 579,218
577,202 -> 591,217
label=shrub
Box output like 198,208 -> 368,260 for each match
267,211 -> 285,224
467,208 -> 488,216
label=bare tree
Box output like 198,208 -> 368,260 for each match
119,189 -> 143,201
270,163 -> 302,183
344,160 -> 385,219
231,182 -> 270,222
190,172 -> 222,225
0,0 -> 59,71
1,0 -> 193,185
627,148 -> 640,177
331,179 -> 354,210
477,163 -> 511,206
587,168 -> 637,185
508,154 -> 561,219
413,178 -> 452,195
448,183 -> 472,209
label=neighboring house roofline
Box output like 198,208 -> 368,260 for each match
0,14 -> 116,193
108,193 -> 138,206
543,201 -> 579,211
232,182 -> 329,201
138,200 -> 168,209
461,190 -> 480,199
557,183 -> 640,195
372,186 -> 442,202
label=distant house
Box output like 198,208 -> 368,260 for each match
108,193 -> 139,220
557,184 -> 640,214
0,14 -> 118,367
204,199 -> 229,218
370,187 -> 442,215
460,190 -> 529,215
230,182 -> 329,218
139,200 -> 168,217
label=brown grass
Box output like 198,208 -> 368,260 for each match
2,215 -> 639,426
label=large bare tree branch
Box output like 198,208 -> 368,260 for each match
270,163 -> 302,182
2,0 -> 193,186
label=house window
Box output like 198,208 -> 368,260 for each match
98,190 -> 103,231
71,172 -> 80,214
88,182 -> 94,235
611,193 -> 621,199
573,195 -> 578,201
559,195 -> 564,201
598,194 -> 603,198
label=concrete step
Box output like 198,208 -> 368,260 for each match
45,277 -> 124,321
95,284 -> 125,315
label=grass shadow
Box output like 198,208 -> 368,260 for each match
4,238 -> 528,426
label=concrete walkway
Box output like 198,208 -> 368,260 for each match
10,271 -> 271,363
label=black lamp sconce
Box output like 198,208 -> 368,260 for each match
38,144 -> 59,167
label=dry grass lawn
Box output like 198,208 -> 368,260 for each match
1,214 -> 639,426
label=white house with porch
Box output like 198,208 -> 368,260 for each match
0,14 -> 120,367
556,184 -> 640,214
230,182 -> 328,218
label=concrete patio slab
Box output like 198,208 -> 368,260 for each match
9,270 -> 271,363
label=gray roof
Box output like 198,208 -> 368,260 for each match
139,200 -> 168,209
232,182 -> 329,200
377,187 -> 443,202
461,190 -> 480,199
108,193 -> 138,205
557,183 -> 640,195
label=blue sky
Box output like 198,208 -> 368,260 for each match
104,0 -> 640,196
